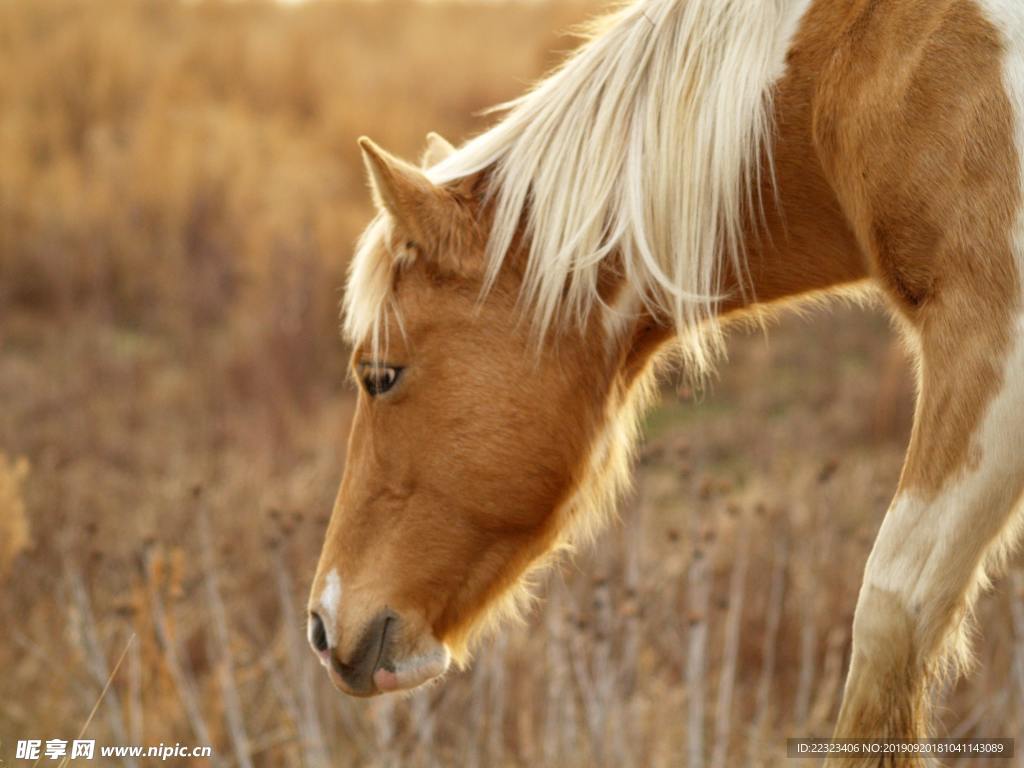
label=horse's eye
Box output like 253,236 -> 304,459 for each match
360,365 -> 402,396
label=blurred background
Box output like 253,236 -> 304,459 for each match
1,0 -> 1023,765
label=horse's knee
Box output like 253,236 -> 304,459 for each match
837,585 -> 928,738
850,585 -> 926,702
851,585 -> 917,671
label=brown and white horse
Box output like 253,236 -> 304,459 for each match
307,0 -> 1024,760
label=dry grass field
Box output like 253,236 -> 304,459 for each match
2,1 -> 1024,766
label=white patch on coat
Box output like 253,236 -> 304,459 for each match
318,568 -> 343,647
864,314 -> 1024,611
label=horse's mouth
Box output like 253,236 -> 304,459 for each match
372,642 -> 451,694
323,613 -> 450,697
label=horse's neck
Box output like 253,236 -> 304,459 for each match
721,39 -> 868,316
604,75 -> 868,370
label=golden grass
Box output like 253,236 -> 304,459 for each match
0,454 -> 30,580
1,1 -> 1023,766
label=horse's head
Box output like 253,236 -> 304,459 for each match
307,135 -> 664,696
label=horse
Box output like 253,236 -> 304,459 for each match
306,0 -> 1024,762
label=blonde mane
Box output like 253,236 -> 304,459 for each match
346,0 -> 809,369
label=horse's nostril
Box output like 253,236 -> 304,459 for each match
309,611 -> 329,653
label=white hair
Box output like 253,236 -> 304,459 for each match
346,0 -> 810,369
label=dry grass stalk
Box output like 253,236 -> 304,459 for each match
711,511 -> 751,768
371,688 -> 397,759
197,502 -> 254,768
543,580 -> 566,766
411,688 -> 437,767
808,627 -> 847,730
272,548 -> 330,766
126,635 -> 143,745
487,632 -> 509,766
143,548 -> 218,759
686,519 -> 711,768
1008,570 -> 1024,755
793,516 -> 819,728
55,633 -> 136,768
618,491 -> 645,768
0,454 -> 30,581
65,566 -> 138,768
747,535 -> 789,766
568,589 -> 605,765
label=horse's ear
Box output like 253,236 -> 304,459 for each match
421,131 -> 456,168
359,136 -> 446,245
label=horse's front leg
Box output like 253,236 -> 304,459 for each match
828,308 -> 1024,767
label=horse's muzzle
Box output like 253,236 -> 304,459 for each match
309,609 -> 395,696
308,606 -> 450,696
